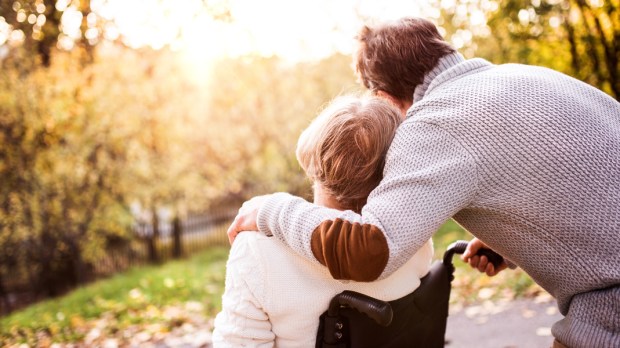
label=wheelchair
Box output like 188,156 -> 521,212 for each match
316,240 -> 504,348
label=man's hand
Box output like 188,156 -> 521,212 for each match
227,195 -> 270,245
461,238 -> 508,276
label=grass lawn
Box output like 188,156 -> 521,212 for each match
1,221 -> 542,345
1,246 -> 230,345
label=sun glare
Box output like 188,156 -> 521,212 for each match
89,0 -> 430,82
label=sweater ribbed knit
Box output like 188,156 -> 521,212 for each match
257,53 -> 620,347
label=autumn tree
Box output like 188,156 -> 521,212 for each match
0,50 -> 136,299
196,53 -> 359,206
0,1 -> 235,307
432,0 -> 619,99
0,0 -> 96,66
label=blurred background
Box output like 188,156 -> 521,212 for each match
0,0 -> 618,345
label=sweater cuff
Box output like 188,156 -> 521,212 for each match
256,192 -> 297,237
505,258 -> 518,270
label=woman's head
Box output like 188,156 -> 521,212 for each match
354,17 -> 455,105
296,95 -> 402,213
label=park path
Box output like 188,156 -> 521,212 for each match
115,296 -> 561,348
445,295 -> 562,348
35,295 -> 561,347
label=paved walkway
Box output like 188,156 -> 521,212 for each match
146,296 -> 562,348
445,296 -> 563,348
47,296 -> 562,347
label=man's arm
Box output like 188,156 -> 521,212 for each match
228,195 -> 388,281
229,121 -> 480,281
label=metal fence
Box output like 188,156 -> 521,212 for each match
0,208 -> 237,316
128,209 -> 235,266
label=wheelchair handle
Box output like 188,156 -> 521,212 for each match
328,290 -> 393,327
444,240 -> 505,269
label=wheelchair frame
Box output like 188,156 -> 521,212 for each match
316,240 -> 504,348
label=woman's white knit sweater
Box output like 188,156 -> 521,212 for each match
256,53 -> 620,347
212,233 -> 433,347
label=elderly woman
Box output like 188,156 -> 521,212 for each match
212,95 -> 433,347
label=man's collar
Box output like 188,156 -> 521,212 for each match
412,52 -> 466,104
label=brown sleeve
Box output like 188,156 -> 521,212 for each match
310,219 -> 389,282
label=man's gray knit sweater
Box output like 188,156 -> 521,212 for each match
256,53 -> 620,347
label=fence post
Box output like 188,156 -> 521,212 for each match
147,208 -> 159,263
173,215 -> 183,259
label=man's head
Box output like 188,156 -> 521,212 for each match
296,95 -> 402,213
354,17 -> 455,113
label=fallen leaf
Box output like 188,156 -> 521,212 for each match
536,327 -> 552,336
545,306 -> 558,315
478,287 -> 494,300
521,308 -> 536,318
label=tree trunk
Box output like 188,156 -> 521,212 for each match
0,271 -> 11,314
573,0 -> 606,87
563,12 -> 581,75
68,239 -> 87,285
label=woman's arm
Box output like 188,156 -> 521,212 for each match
213,234 -> 275,347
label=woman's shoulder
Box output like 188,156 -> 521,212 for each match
226,233 -> 274,272
232,231 -> 269,247
234,232 -> 335,288
229,232 -> 310,273
231,232 -> 285,257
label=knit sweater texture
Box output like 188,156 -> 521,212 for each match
257,52 -> 620,347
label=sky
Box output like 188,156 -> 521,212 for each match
0,0 -> 462,69
87,0 -> 436,62
0,0 -> 458,78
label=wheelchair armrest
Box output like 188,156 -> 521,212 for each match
328,290 -> 393,327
